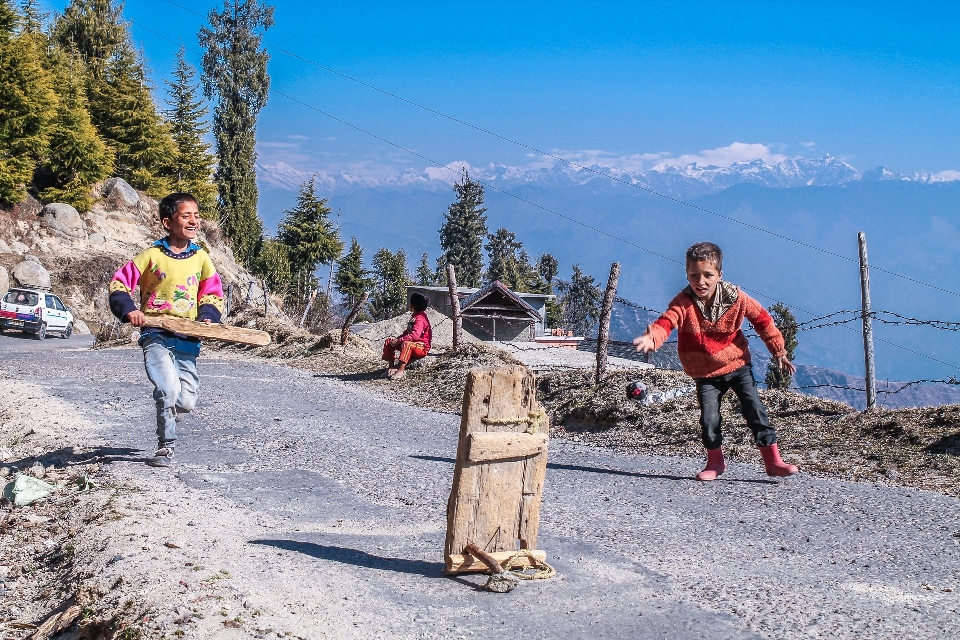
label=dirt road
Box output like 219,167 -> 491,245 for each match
1,332 -> 958,639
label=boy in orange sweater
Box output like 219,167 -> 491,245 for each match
633,242 -> 798,481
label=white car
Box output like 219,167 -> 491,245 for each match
0,287 -> 75,340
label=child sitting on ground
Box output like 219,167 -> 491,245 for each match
109,193 -> 224,468
382,292 -> 432,380
633,242 -> 799,481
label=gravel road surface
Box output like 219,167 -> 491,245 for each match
1,332 -> 958,639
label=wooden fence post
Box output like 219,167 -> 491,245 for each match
341,291 -> 369,346
858,232 -> 877,410
223,283 -> 235,319
300,289 -> 317,327
595,262 -> 620,385
261,280 -> 269,318
446,263 -> 463,349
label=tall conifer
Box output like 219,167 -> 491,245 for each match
277,176 -> 343,292
164,47 -> 216,215
0,1 -> 55,204
199,0 -> 274,266
334,238 -> 373,310
438,172 -> 487,287
370,248 -> 410,320
39,51 -> 111,209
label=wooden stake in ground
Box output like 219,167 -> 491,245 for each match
261,279 -> 269,318
446,263 -> 463,349
140,316 -> 271,346
340,291 -> 370,346
858,232 -> 877,410
444,365 -> 549,573
300,289 -> 317,327
595,261 -> 620,385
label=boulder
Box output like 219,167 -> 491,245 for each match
10,240 -> 29,255
0,239 -> 11,254
104,177 -> 140,208
41,203 -> 83,230
0,266 -> 8,297
72,319 -> 90,334
88,233 -> 106,246
14,194 -> 42,217
12,259 -> 50,288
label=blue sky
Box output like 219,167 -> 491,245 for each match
46,0 -> 960,187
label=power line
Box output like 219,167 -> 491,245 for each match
154,0 -> 960,300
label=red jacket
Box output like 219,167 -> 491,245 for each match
647,283 -> 785,379
398,311 -> 432,352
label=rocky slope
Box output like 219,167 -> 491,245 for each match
0,179 -> 270,335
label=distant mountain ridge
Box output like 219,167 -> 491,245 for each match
258,155 -> 960,200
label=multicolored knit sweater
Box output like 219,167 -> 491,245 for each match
646,281 -> 786,379
109,238 -> 224,325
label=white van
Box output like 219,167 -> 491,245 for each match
0,287 -> 75,340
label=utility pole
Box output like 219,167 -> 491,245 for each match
596,262 -> 620,385
858,232 -> 877,410
446,263 -> 463,348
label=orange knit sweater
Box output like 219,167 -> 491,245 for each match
647,283 -> 786,379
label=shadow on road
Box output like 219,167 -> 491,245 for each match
250,539 -> 444,578
314,371 -> 383,383
409,454 -> 776,484
5,445 -> 145,469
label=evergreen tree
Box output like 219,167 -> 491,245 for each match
415,252 -> 434,286
485,227 -> 523,287
252,237 -> 291,293
18,0 -> 45,33
556,264 -> 602,336
438,172 -> 487,287
277,176 -> 343,293
334,237 -> 373,310
199,0 -> 274,266
537,253 -> 559,287
0,1 -> 55,204
52,0 -> 125,68
164,46 -> 216,215
39,51 -> 111,210
86,40 -> 176,195
765,303 -> 799,390
369,248 -> 410,320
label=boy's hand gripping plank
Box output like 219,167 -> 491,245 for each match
141,316 -> 271,346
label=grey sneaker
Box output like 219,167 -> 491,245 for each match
146,447 -> 174,468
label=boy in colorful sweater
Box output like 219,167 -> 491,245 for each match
633,242 -> 798,481
109,193 -> 224,468
382,292 -> 432,380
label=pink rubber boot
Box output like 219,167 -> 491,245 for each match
695,447 -> 727,481
759,443 -> 799,477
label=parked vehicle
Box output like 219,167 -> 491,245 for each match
0,287 -> 75,340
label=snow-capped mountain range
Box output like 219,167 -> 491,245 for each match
257,155 -> 960,200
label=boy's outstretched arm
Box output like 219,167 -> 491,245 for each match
743,294 -> 796,374
633,299 -> 682,353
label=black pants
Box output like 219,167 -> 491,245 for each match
695,364 -> 777,449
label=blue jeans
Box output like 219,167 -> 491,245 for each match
695,364 -> 777,449
141,334 -> 200,448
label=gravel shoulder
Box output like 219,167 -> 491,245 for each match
1,333 -> 959,639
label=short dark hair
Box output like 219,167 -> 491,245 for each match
410,292 -> 429,312
685,242 -> 723,271
159,193 -> 198,221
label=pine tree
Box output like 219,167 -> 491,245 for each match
765,303 -> 799,390
415,252 -> 434,286
199,0 -> 274,266
0,1 -> 55,204
86,40 -> 176,196
39,50 -> 111,210
438,172 -> 487,287
52,0 -> 125,68
251,237 -> 291,293
164,46 -> 216,215
537,253 -> 559,287
18,0 -> 44,33
370,248 -> 410,320
334,237 -> 373,310
556,264 -> 602,336
485,227 -> 523,287
277,176 -> 343,293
